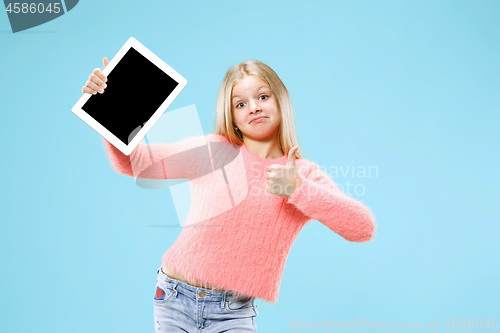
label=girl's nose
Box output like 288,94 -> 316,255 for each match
249,100 -> 261,112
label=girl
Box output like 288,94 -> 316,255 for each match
82,58 -> 377,332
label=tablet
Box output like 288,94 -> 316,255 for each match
71,37 -> 188,156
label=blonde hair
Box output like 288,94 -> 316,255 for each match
213,59 -> 303,159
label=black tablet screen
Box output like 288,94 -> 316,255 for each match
82,47 -> 179,145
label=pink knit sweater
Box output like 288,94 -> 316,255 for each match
102,133 -> 376,304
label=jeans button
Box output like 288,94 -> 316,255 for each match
199,291 -> 205,297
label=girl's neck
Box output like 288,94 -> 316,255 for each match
242,136 -> 284,159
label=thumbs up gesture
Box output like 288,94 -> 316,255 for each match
265,147 -> 303,197
82,56 -> 109,95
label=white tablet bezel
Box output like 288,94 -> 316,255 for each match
71,36 -> 188,156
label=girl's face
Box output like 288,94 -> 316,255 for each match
231,75 -> 281,141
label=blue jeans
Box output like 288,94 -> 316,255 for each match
153,267 -> 259,332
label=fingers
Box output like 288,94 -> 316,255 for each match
266,165 -> 277,171
82,69 -> 107,95
81,60 -> 109,95
265,185 -> 271,194
82,86 -> 96,95
89,73 -> 106,88
92,68 -> 107,83
81,80 -> 105,95
84,78 -> 105,94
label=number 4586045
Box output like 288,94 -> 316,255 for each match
444,319 -> 498,329
5,3 -> 61,14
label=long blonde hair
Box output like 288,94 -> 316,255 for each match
213,60 -> 303,159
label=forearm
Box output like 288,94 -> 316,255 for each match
288,176 -> 376,242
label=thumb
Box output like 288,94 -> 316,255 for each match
103,57 -> 109,68
286,146 -> 298,167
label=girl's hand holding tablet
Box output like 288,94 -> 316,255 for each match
73,37 -> 188,155
81,57 -> 109,95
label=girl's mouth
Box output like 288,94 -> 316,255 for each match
250,116 -> 267,124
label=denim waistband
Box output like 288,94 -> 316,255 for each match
156,267 -> 252,301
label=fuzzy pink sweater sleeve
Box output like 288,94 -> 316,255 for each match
287,162 -> 376,242
102,134 -> 218,180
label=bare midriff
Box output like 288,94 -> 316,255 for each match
161,264 -> 227,291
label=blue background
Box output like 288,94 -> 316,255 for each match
1,0 -> 499,332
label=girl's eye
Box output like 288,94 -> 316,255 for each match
235,95 -> 268,109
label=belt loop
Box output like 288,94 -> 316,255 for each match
221,291 -> 226,308
172,282 -> 179,298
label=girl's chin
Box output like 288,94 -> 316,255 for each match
242,131 -> 277,140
